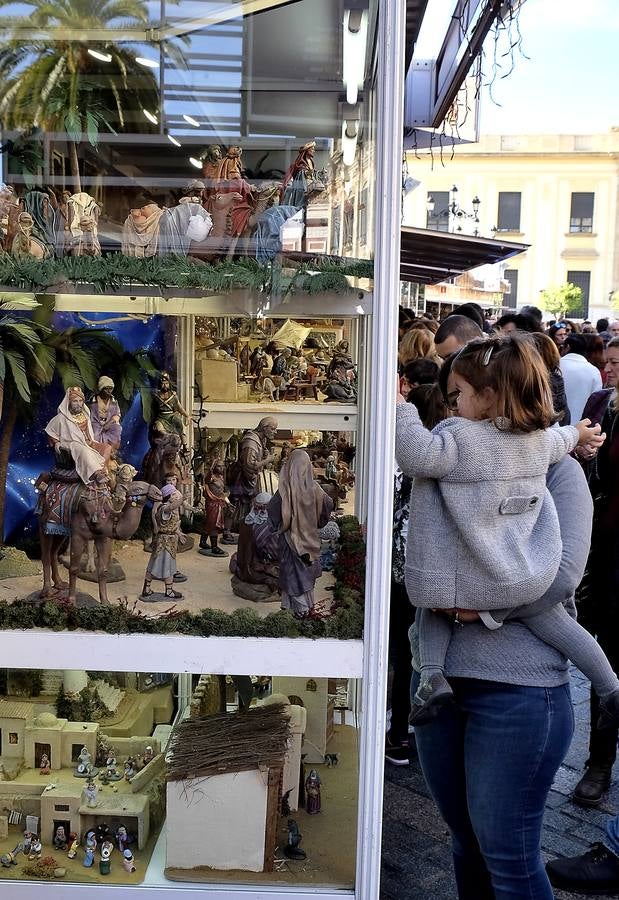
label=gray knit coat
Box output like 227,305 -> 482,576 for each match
395,402 -> 580,610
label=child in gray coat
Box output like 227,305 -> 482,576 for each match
395,333 -> 615,724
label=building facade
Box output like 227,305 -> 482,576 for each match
403,129 -> 619,321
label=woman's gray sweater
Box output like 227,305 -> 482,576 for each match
395,402 -> 580,609
409,455 -> 593,687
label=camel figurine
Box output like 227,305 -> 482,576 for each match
37,477 -> 161,604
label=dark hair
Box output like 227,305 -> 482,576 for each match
548,322 -> 567,337
447,303 -> 485,331
597,318 -> 609,333
564,333 -> 587,357
451,333 -> 557,432
408,383 -> 446,430
496,312 -> 540,333
496,313 -> 519,330
401,358 -> 440,386
398,306 -> 416,328
581,333 -> 605,367
435,315 -> 483,346
519,305 -> 543,325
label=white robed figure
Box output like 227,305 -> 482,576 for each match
45,386 -> 110,484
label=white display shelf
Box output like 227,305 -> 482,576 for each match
0,633 -> 364,678
194,400 -> 358,431
52,290 -> 372,319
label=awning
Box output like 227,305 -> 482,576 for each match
400,226 -> 529,285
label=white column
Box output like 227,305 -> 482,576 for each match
63,670 -> 88,694
355,2 -> 405,900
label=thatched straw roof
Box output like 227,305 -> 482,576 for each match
166,703 -> 291,782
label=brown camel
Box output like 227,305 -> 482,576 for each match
38,480 -> 161,605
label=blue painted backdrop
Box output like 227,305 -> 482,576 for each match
5,312 -> 167,545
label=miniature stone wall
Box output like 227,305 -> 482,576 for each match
130,753 -> 164,794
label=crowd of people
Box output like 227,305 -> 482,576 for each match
388,303 -> 619,897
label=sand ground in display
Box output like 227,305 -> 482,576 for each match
165,722 -> 359,888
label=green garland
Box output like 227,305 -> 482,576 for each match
0,253 -> 374,296
0,516 -> 365,640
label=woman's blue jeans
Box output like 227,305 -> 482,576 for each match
412,674 -> 574,900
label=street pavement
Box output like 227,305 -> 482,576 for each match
381,669 -> 619,899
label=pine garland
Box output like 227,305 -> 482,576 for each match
0,252 -> 373,295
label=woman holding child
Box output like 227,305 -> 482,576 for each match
396,333 -> 604,899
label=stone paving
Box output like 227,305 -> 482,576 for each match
381,669 -> 619,899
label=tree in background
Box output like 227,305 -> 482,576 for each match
539,283 -> 583,319
0,0 -> 160,190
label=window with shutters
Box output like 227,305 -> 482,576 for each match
569,192 -> 594,233
566,270 -> 591,318
503,269 -> 518,309
496,192 -> 521,232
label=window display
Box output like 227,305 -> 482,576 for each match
0,0 -> 404,894
0,668 -> 358,889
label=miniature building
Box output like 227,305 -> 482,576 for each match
271,676 -> 334,764
165,705 -> 290,874
0,699 -> 161,850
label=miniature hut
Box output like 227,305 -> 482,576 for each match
165,704 -> 290,875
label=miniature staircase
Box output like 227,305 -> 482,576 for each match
92,680 -> 124,714
41,671 -> 64,695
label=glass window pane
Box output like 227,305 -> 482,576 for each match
497,192 -> 521,231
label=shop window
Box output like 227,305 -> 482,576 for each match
570,192 -> 594,233
496,192 -> 521,232
426,191 -> 450,232
503,269 -> 518,309
566,270 -> 591,317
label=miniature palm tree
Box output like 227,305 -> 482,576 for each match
0,297 -> 54,544
0,0 -> 160,190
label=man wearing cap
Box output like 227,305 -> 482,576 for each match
45,386 -> 111,484
90,376 -> 122,449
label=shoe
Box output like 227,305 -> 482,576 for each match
546,842 -> 619,895
573,764 -> 612,807
598,691 -> 619,729
209,547 -> 227,557
409,672 -> 454,726
164,589 -> 183,600
385,739 -> 410,767
173,572 -> 188,583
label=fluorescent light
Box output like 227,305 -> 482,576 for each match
189,157 -> 203,169
167,134 -> 181,148
88,49 -> 112,62
183,114 -> 201,127
343,9 -> 368,106
136,56 -> 159,68
341,120 -> 358,167
143,109 -> 158,125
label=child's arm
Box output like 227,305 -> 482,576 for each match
547,420 -> 604,465
395,401 -> 460,479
